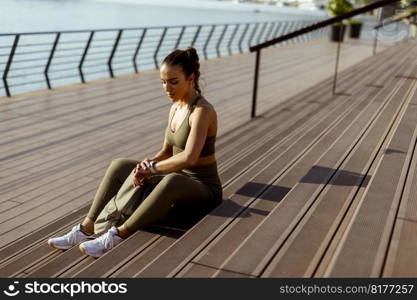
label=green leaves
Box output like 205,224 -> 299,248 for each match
326,0 -> 354,17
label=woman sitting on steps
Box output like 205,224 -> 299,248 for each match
47,47 -> 223,258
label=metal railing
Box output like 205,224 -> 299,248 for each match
0,18 -> 327,97
249,0 -> 409,118
373,9 -> 417,54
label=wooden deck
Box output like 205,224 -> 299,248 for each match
1,36 -> 416,278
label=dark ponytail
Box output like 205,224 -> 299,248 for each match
162,47 -> 201,95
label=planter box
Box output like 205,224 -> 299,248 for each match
330,24 -> 346,42
349,23 -> 362,39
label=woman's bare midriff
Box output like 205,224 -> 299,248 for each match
193,154 -> 216,167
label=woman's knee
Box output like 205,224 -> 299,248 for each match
103,158 -> 138,181
156,173 -> 210,203
158,173 -> 187,190
109,158 -> 137,172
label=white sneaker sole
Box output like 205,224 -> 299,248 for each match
48,240 -> 75,250
79,245 -> 101,258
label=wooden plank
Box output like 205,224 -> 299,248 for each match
0,41 -> 394,176
261,68 -> 417,277
315,74 -> 417,277
0,194 -> 92,248
324,80 -> 417,277
70,229 -> 182,278
0,201 -> 20,213
2,127 -> 159,202
0,105 -> 164,166
0,87 -> 386,258
217,42 -> 407,187
0,121 -> 160,175
132,56 -> 404,277
177,262 -> 254,278
0,38 -> 396,278
0,246 -> 63,278
0,218 -> 83,277
110,230 -> 184,278
0,130 -> 157,196
0,112 -> 211,239
218,44 -> 410,199
79,49 -> 384,278
22,247 -> 87,278
0,99 -> 280,274
0,39 -> 384,237
190,75 -> 413,277
55,73 -> 345,278
163,48 -> 416,276
0,213 -> 86,262
214,41 -> 376,125
383,220 -> 417,277
57,257 -> 96,278
382,95 -> 417,278
66,232 -> 164,278
0,136 -> 162,244
0,180 -> 98,234
215,42 -> 401,166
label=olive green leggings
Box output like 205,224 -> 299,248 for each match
86,158 -> 221,234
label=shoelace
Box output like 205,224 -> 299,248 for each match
94,230 -> 115,250
64,226 -> 80,245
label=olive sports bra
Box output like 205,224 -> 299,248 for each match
165,95 -> 216,157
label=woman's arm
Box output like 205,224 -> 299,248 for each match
149,139 -> 173,162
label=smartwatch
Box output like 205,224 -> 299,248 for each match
149,161 -> 158,175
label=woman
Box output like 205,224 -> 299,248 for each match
47,47 -> 222,257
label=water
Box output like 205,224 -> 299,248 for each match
1,0 -> 327,34
2,1 -> 381,97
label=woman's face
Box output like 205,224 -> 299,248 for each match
160,63 -> 194,102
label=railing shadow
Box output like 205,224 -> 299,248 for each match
300,165 -> 371,187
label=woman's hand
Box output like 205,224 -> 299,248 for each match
132,162 -> 153,187
139,158 -> 154,170
132,169 -> 144,188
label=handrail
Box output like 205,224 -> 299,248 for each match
0,18 -> 327,97
0,20 -> 320,37
248,0 -> 403,119
250,0 -> 400,52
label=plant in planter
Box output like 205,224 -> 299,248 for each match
347,18 -> 363,38
326,0 -> 354,42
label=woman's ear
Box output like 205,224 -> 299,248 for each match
187,73 -> 195,82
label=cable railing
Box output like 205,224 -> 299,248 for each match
0,18 -> 327,97
248,0 -> 414,118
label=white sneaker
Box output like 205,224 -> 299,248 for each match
47,224 -> 93,250
79,226 -> 123,258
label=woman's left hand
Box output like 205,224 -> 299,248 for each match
133,164 -> 152,187
132,164 -> 152,187
137,167 -> 152,179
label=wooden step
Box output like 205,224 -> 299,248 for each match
178,57 -> 417,278
323,77 -> 417,277
261,61 -> 417,278
103,43 -> 416,278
